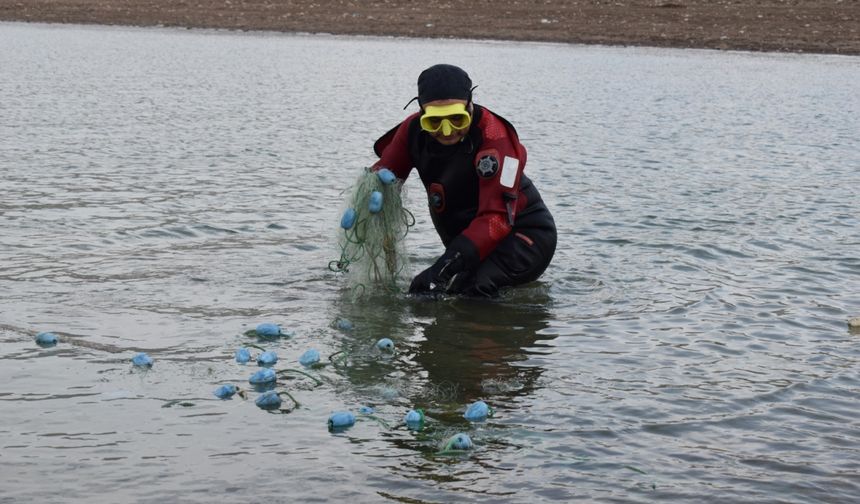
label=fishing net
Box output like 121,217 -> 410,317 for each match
329,168 -> 415,296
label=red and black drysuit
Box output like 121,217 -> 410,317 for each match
373,105 -> 556,297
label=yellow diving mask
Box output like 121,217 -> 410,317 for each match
419,103 -> 472,135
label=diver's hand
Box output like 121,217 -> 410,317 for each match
408,267 -> 436,294
408,236 -> 478,295
408,254 -> 462,294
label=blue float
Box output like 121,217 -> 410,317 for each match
255,323 -> 282,338
404,409 -> 424,429
376,338 -> 394,352
328,411 -> 356,431
336,318 -> 354,331
359,406 -> 374,415
213,384 -> 238,399
464,400 -> 493,421
257,350 -> 278,367
444,433 -> 474,451
249,368 -> 277,384
131,352 -> 153,368
340,208 -> 357,230
255,390 -> 282,410
368,191 -> 383,214
377,168 -> 396,185
234,347 -> 251,363
35,332 -> 58,347
299,348 -> 321,367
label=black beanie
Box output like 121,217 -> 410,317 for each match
417,64 -> 473,106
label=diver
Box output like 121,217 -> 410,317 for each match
372,64 -> 557,297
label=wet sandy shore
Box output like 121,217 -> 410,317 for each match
1,0 -> 858,55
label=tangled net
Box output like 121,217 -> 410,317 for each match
329,168 -> 415,296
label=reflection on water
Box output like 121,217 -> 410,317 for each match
331,290 -> 554,410
323,300 -> 538,420
409,297 -> 553,402
2,21 -> 860,504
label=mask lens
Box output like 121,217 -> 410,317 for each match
448,113 -> 468,128
420,109 -> 471,133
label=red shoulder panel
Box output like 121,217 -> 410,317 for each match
461,108 -> 529,260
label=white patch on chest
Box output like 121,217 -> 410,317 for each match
500,156 -> 519,188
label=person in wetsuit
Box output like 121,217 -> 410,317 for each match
373,64 -> 556,297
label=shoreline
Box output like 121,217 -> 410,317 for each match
1,1 -> 859,55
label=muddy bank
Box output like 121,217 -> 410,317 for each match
1,0 -> 858,54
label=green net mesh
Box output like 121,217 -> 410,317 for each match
329,169 -> 415,296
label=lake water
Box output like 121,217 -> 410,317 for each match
1,22 -> 859,503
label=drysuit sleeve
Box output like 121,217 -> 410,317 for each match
371,113 -> 420,179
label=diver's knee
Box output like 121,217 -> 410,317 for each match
465,276 -> 500,298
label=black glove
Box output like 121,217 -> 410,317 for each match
409,236 -> 479,295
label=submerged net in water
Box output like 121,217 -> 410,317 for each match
329,168 -> 414,296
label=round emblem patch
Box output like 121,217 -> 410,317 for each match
430,191 -> 443,209
476,155 -> 499,178
428,183 -> 446,213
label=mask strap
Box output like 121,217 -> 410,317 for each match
403,96 -> 419,110
466,85 -> 478,109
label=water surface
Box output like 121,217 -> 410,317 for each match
1,22 -> 859,503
